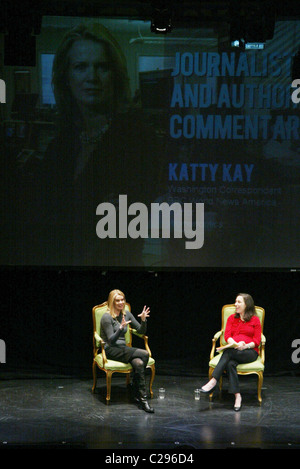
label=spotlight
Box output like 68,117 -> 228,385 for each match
150,1 -> 173,34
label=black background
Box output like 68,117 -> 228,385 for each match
1,1 -> 300,379
2,268 -> 299,377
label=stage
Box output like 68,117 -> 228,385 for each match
1,365 -> 299,451
1,0 -> 300,456
1,270 -> 300,452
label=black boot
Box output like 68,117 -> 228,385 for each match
138,396 -> 155,413
134,373 -> 154,413
131,374 -> 140,402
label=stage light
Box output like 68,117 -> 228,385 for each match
150,1 -> 173,34
231,40 -> 265,50
229,0 -> 275,50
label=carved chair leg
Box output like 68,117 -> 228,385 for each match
208,367 -> 214,401
92,361 -> 97,393
148,365 -> 155,398
106,370 -> 113,404
257,371 -> 263,404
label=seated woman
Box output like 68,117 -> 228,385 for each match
200,293 -> 261,411
100,289 -> 154,413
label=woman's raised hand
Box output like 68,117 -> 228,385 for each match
138,306 -> 150,321
120,315 -> 131,330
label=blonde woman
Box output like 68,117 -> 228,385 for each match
52,22 -> 131,136
100,289 -> 154,413
40,22 -> 161,265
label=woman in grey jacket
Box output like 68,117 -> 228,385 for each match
100,289 -> 154,413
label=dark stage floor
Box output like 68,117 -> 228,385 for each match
0,366 -> 299,451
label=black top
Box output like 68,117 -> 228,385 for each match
37,109 -> 163,266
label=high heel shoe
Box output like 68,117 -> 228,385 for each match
200,382 -> 218,394
234,396 -> 242,411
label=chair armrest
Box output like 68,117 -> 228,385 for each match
210,330 -> 223,360
130,327 -> 152,357
130,328 -> 144,338
94,331 -> 107,364
260,334 -> 266,364
94,331 -> 101,344
213,330 -> 223,341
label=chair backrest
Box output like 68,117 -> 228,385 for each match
220,304 -> 265,347
92,301 -> 132,350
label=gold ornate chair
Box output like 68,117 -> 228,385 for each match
92,301 -> 155,403
208,304 -> 266,404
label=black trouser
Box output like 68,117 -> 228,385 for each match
212,348 -> 258,394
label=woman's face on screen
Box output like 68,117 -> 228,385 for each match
67,39 -> 114,111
